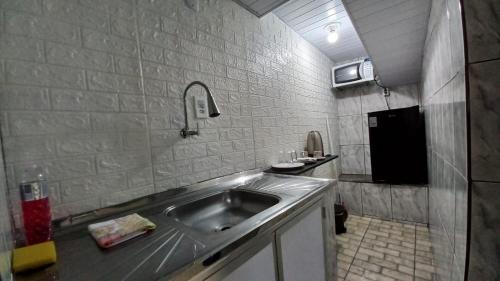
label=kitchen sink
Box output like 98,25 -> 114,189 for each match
165,189 -> 280,234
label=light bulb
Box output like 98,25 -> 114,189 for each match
327,31 -> 338,43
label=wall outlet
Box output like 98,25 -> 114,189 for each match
194,96 -> 209,119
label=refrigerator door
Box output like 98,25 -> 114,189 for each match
368,106 -> 427,184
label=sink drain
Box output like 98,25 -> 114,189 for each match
214,224 -> 233,232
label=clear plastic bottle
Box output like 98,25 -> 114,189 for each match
19,165 -> 53,245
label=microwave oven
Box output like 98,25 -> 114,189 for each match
332,58 -> 374,88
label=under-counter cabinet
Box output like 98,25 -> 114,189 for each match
277,205 -> 325,281
206,242 -> 277,281
205,202 -> 326,281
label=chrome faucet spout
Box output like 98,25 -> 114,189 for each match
180,81 -> 220,138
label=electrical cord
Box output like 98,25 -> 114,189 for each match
374,75 -> 391,110
383,89 -> 390,110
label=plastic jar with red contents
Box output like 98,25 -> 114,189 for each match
19,166 -> 53,245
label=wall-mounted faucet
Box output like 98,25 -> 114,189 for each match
180,81 -> 220,138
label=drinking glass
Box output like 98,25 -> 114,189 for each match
278,151 -> 286,163
313,151 -> 323,158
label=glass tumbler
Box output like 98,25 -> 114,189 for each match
278,151 -> 286,163
313,151 -> 323,159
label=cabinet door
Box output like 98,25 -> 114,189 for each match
277,206 -> 326,281
206,242 -> 277,281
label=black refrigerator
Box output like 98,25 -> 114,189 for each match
368,106 -> 427,184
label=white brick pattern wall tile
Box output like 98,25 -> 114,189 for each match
0,135 -> 13,281
0,0 -> 339,222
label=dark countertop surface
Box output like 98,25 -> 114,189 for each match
15,171 -> 334,281
263,154 -> 338,175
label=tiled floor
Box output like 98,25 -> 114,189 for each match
336,215 -> 436,281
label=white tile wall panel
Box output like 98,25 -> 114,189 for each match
420,0 -> 467,280
335,83 -> 420,175
0,136 -> 13,281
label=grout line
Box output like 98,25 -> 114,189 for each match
344,217 -> 371,279
470,179 -> 500,184
413,222 -> 417,281
468,57 -> 500,65
389,184 -> 393,221
360,183 -> 364,216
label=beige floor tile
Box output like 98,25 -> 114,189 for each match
336,215 -> 435,281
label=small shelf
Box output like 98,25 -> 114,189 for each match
339,174 -> 373,183
264,155 -> 338,176
339,174 -> 428,187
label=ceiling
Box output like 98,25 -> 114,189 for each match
273,0 -> 368,63
342,0 -> 431,86
233,0 -> 291,17
272,0 -> 431,87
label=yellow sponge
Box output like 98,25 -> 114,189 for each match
12,241 -> 57,273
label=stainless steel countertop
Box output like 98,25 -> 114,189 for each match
15,171 -> 335,281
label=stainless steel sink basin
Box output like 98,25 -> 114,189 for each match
165,189 -> 280,234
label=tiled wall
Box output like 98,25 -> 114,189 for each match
0,0 -> 338,222
420,0 -> 467,280
0,135 -> 13,281
335,83 -> 420,175
464,0 -> 500,279
338,181 -> 428,223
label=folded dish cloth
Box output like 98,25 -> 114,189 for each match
88,213 -> 156,248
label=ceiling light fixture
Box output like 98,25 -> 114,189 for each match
327,8 -> 336,16
327,31 -> 339,43
325,22 -> 341,44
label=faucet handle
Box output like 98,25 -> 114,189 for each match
180,122 -> 199,138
